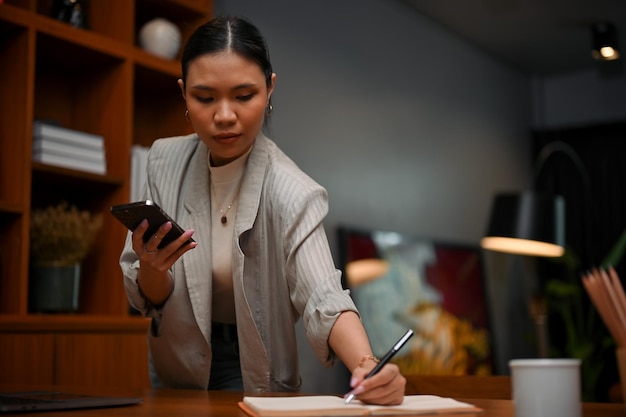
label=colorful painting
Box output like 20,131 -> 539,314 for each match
338,227 -> 493,375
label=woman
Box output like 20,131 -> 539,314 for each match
120,16 -> 406,405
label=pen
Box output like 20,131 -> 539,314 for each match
344,329 -> 414,404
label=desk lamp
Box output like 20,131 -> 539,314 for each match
481,191 -> 565,358
481,141 -> 591,358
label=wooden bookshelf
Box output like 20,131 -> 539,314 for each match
0,0 -> 210,387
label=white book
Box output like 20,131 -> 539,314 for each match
32,152 -> 106,175
33,140 -> 105,164
131,145 -> 150,201
240,395 -> 481,417
33,121 -> 104,151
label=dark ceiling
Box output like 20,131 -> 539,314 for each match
401,0 -> 626,76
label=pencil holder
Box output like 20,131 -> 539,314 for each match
617,348 -> 626,407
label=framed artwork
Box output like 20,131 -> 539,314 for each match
338,226 -> 494,375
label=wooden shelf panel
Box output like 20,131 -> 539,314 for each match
32,163 -> 124,188
0,333 -> 54,385
34,13 -> 131,58
0,314 -> 150,332
136,0 -> 211,26
158,0 -> 212,15
55,332 -> 150,388
0,214 -> 27,315
32,0 -> 134,44
1,1 -> 30,11
0,317 -> 151,388
0,15 -> 32,208
0,3 -> 34,28
133,47 -> 182,77
0,202 -> 23,214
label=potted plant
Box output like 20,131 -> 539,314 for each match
29,201 -> 102,313
545,228 -> 626,401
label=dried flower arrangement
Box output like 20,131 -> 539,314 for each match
30,201 -> 103,266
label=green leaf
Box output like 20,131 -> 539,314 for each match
601,228 -> 626,268
547,247 -> 579,273
569,341 -> 594,360
546,280 -> 579,298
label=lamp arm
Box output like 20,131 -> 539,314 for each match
533,140 -> 591,192
534,140 -> 594,265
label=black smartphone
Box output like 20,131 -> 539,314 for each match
110,200 -> 195,249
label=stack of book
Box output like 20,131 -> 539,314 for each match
32,121 -> 107,175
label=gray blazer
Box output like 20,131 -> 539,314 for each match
120,133 -> 357,392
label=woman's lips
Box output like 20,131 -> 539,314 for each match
213,132 -> 240,143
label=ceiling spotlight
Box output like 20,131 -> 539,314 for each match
591,22 -> 620,61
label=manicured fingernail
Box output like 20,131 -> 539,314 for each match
351,385 -> 365,395
350,377 -> 358,387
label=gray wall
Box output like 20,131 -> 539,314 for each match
214,0 -> 533,393
532,69 -> 626,129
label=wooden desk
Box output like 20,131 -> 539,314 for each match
405,375 -> 512,399
1,386 -> 623,417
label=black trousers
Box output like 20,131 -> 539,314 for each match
208,322 -> 243,390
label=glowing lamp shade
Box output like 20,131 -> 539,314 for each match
481,192 -> 565,258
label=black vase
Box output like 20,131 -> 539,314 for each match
29,264 -> 81,313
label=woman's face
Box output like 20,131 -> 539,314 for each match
179,51 -> 275,167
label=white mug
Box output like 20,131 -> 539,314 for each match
509,358 -> 581,417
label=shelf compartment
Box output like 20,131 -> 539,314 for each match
31,163 -> 124,210
34,32 -> 132,179
133,63 -> 194,147
29,167 -> 130,316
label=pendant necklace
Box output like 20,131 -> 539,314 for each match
218,202 -> 233,225
211,185 -> 237,226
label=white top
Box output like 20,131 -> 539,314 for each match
208,148 -> 249,324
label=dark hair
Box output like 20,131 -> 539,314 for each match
181,16 -> 273,88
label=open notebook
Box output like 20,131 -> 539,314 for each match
0,391 -> 142,413
240,395 -> 482,416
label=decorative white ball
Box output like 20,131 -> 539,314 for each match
139,18 -> 182,59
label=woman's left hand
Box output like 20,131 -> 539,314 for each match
346,362 -> 406,405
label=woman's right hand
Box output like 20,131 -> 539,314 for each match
132,219 -> 197,305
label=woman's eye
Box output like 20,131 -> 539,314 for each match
237,94 -> 254,101
196,96 -> 214,103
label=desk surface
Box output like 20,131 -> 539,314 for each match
1,387 -> 623,417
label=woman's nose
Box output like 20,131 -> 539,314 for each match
214,102 -> 236,124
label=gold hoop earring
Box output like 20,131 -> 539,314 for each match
266,104 -> 273,117
185,109 -> 190,122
